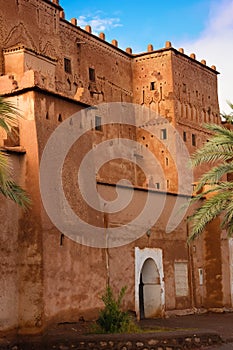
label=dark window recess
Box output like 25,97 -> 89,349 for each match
183,83 -> 186,93
64,58 -> 72,74
165,157 -> 169,166
150,82 -> 156,90
183,131 -> 187,142
155,182 -> 160,189
160,128 -> 167,140
58,113 -> 62,122
160,86 -> 163,99
60,234 -> 64,246
192,134 -> 196,146
46,112 -> 49,120
89,68 -> 96,82
95,116 -> 102,131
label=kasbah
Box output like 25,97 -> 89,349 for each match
0,0 -> 231,335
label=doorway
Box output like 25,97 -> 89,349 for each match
139,258 -> 161,318
135,248 -> 165,320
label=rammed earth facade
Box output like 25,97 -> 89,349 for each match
0,0 -> 232,334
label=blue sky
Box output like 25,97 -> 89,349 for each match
60,0 -> 233,113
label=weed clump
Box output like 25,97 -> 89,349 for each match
94,286 -> 138,334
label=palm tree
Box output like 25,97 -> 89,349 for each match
0,96 -> 30,208
188,105 -> 233,241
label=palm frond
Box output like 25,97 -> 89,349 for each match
0,179 -> 31,209
221,101 -> 233,123
189,102 -> 233,240
0,97 -> 30,208
191,145 -> 233,167
0,151 -> 10,173
0,150 -> 31,209
188,191 -> 232,241
221,200 -> 233,232
0,96 -> 21,134
203,123 -> 233,138
195,162 -> 233,192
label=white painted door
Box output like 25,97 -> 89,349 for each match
141,258 -> 161,318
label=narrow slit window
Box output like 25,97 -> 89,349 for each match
160,86 -> 163,99
95,116 -> 102,131
60,234 -> 64,246
58,113 -> 62,122
160,128 -> 167,140
89,67 -> 96,82
183,131 -> 187,142
64,58 -> 71,74
192,133 -> 196,146
150,82 -> 155,90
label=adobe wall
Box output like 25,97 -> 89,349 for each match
0,153 -> 25,331
39,185 -> 194,323
171,50 -> 220,180
0,0 -> 231,336
132,49 -> 175,122
0,0 -> 133,106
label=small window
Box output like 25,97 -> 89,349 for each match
95,116 -> 102,131
64,58 -> 71,74
60,234 -> 64,246
198,268 -> 204,285
165,157 -> 169,166
192,134 -> 196,146
160,86 -> 163,99
160,128 -> 167,140
155,182 -> 160,189
58,113 -> 62,122
183,83 -> 186,93
150,82 -> 156,90
167,179 -> 170,189
183,131 -> 187,142
89,67 -> 95,82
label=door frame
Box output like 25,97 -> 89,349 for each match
135,247 -> 165,320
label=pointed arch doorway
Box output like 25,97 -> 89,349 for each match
135,248 -> 165,319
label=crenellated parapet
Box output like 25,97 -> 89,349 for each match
62,13 -> 218,71
0,0 -> 219,123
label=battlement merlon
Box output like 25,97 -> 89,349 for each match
61,14 -> 219,74
133,46 -> 219,75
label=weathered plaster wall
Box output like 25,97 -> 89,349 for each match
0,0 -> 133,106
0,0 -> 230,336
0,154 -> 25,331
132,50 -> 174,122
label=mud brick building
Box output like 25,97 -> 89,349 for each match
0,0 -> 232,334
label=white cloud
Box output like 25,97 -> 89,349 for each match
177,0 -> 233,114
76,13 -> 122,34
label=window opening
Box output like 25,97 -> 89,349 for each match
160,129 -> 167,140
95,115 -> 102,131
89,67 -> 96,82
64,58 -> 71,74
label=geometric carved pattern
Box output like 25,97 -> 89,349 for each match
4,22 -> 37,51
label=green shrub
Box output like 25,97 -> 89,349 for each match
95,285 -> 138,334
